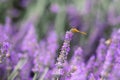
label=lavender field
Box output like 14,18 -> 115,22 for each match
0,0 -> 120,80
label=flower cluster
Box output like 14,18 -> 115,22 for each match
1,0 -> 120,80
0,18 -> 120,80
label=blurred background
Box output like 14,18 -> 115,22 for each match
0,0 -> 120,59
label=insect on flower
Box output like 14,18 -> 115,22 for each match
70,28 -> 87,35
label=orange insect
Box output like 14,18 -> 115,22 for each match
70,28 -> 87,35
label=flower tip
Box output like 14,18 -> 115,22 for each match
6,53 -> 10,57
105,39 -> 112,45
70,28 -> 87,35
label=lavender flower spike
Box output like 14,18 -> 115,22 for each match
100,44 -> 115,80
54,28 -> 86,79
54,29 -> 73,77
94,38 -> 107,76
70,63 -> 87,80
71,47 -> 83,66
101,34 -> 118,80
68,47 -> 87,80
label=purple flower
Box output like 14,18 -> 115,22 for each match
100,30 -> 119,80
21,24 -> 38,79
33,30 -> 58,73
71,47 -> 84,65
94,38 -> 107,76
54,30 -> 74,76
66,47 -> 87,80
22,24 -> 38,57
69,63 -> 87,80
88,73 -> 96,80
108,29 -> 120,80
32,40 -> 46,73
45,30 -> 58,67
86,56 -> 95,74
96,38 -> 107,62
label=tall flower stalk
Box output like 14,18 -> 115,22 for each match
54,28 -> 86,80
100,30 -> 120,80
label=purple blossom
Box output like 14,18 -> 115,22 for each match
33,30 -> 58,73
86,56 -> 95,74
66,47 -> 87,80
20,24 -> 38,79
88,73 -> 96,80
54,30 -> 74,79
100,31 -> 119,80
96,38 -> 107,62
108,29 -> 120,80
32,41 -> 46,73
22,24 -> 38,57
45,30 -> 58,67
94,38 -> 107,76
69,63 -> 87,80
71,47 -> 84,65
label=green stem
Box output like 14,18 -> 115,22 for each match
8,58 -> 27,80
8,69 -> 19,80
33,72 -> 38,80
39,67 -> 49,80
